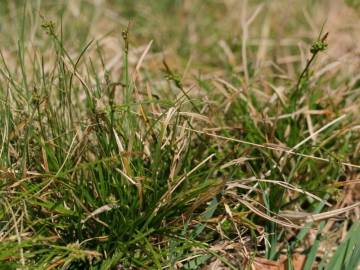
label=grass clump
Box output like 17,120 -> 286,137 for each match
1,1 -> 360,269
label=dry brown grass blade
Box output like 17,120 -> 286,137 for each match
132,39 -> 153,81
280,201 -> 360,222
80,204 -> 116,225
239,178 -> 332,206
3,199 -> 25,267
238,198 -> 302,229
179,125 -> 360,169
